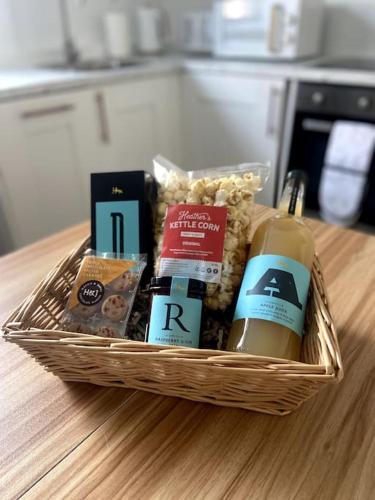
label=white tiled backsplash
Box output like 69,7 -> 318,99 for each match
0,0 -> 374,66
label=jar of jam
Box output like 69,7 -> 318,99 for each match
146,276 -> 206,348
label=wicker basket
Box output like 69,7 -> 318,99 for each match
2,236 -> 343,416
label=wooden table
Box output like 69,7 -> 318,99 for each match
1,206 -> 374,500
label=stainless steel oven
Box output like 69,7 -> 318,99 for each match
280,81 -> 375,229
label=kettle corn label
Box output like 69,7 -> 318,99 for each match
234,255 -> 310,337
160,204 -> 227,284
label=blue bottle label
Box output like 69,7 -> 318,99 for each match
95,200 -> 139,254
234,255 -> 310,337
148,277 -> 202,348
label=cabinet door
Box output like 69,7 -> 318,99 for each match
182,74 -> 286,206
0,90 -> 99,249
101,76 -> 182,173
0,167 -> 15,254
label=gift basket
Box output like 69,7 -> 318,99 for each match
3,156 -> 343,416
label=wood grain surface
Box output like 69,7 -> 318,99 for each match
1,208 -> 375,500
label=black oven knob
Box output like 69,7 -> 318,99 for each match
357,96 -> 371,110
312,91 -> 324,105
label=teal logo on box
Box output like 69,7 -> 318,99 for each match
234,255 -> 310,337
95,201 -> 139,254
148,277 -> 202,348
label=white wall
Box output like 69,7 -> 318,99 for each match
323,0 -> 375,57
0,0 -> 135,67
0,0 -> 63,66
1,0 -> 375,66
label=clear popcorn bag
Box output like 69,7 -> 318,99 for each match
153,155 -> 269,311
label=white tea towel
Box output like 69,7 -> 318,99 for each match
319,121 -> 375,226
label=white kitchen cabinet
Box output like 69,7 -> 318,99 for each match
0,68 -> 286,252
182,73 -> 286,206
100,75 -> 182,173
0,75 -> 182,251
0,89 -> 100,249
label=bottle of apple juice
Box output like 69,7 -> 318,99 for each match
227,170 -> 314,361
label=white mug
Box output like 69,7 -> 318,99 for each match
104,11 -> 133,61
136,6 -> 169,54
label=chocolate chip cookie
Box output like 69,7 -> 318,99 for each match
101,294 -> 129,321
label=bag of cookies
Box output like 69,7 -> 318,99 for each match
153,155 -> 269,311
60,251 -> 146,338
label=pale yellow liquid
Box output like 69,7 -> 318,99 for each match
227,214 -> 314,361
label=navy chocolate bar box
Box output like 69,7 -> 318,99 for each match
90,171 -> 157,282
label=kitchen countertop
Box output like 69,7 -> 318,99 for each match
183,57 -> 375,87
1,55 -> 375,102
1,205 -> 374,499
0,57 -> 181,101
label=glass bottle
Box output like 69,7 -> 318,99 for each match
227,170 -> 314,361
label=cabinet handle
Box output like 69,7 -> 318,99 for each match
20,104 -> 74,119
266,87 -> 282,137
96,91 -> 110,144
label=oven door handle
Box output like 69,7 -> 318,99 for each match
302,118 -> 334,133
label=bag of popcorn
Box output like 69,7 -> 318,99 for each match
153,155 -> 269,311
